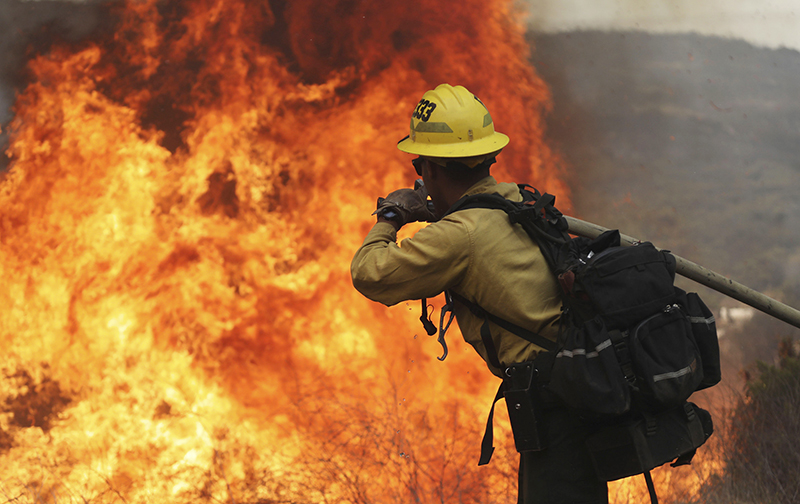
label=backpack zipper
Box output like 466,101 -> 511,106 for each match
632,304 -> 680,338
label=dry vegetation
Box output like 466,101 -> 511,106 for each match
688,339 -> 800,504
4,344 -> 799,504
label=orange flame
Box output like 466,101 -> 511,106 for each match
0,0 -> 579,501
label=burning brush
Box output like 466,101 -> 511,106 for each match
0,0 -> 560,502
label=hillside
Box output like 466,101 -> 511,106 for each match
528,31 -> 800,365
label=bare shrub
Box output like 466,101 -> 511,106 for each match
692,339 -> 800,504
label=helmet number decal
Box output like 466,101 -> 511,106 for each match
413,99 -> 437,122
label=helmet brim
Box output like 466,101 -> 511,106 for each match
397,131 -> 510,158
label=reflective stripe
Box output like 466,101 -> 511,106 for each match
595,339 -> 613,352
412,121 -> 454,133
556,338 -> 612,359
688,315 -> 715,325
653,365 -> 694,382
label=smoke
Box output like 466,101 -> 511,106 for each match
0,0 -> 105,169
530,28 -> 800,372
522,0 -> 800,52
4,0 -> 798,154
1,1 -> 104,106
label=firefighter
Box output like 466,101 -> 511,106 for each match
350,83 -> 608,504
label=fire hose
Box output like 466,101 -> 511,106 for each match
565,216 -> 800,330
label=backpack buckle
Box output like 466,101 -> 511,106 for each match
610,329 -> 637,386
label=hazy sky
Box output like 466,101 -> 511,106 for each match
522,0 -> 800,52
13,0 -> 800,52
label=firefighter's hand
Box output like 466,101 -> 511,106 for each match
373,181 -> 435,226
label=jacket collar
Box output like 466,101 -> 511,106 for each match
459,176 -> 499,198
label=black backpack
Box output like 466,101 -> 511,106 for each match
443,185 -> 720,503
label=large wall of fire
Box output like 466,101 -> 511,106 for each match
0,0 -> 571,502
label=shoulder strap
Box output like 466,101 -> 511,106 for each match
449,291 -> 557,353
445,186 -> 571,272
445,192 -> 518,220
442,185 -> 569,354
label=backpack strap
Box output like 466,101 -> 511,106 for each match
444,186 -> 565,355
448,291 -> 557,353
644,471 -> 659,504
447,290 -> 556,467
478,382 -> 506,466
474,315 -> 554,467
444,186 -> 568,466
445,187 -> 571,273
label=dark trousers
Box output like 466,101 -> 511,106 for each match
517,406 -> 608,504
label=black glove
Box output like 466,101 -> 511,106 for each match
373,179 -> 435,226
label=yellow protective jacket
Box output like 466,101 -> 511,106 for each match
351,176 -> 563,377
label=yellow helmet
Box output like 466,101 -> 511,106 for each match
397,83 -> 510,159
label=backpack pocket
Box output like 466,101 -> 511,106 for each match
573,241 -> 678,328
549,317 -> 631,417
685,292 -> 721,390
586,402 -> 712,481
629,306 -> 704,410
